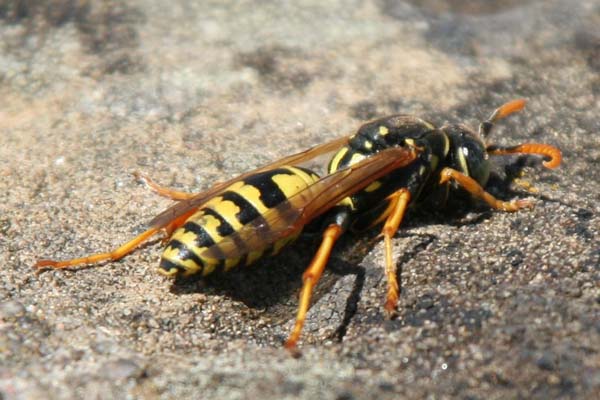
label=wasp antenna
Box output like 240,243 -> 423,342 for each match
479,99 -> 527,138
487,143 -> 562,169
490,99 -> 526,122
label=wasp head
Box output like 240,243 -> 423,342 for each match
441,123 -> 491,186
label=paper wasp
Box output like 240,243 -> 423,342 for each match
35,99 -> 561,352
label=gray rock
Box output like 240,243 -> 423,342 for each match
1,0 -> 598,399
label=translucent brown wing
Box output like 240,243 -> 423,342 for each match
148,135 -> 350,229
199,146 -> 419,260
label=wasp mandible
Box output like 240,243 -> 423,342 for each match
36,99 -> 561,352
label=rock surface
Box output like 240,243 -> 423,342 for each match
1,0 -> 598,399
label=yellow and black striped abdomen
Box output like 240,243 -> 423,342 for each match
159,166 -> 320,278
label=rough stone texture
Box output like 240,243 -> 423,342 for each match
1,0 -> 598,399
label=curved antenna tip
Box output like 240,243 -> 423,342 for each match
492,99 -> 526,121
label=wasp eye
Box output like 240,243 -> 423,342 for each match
460,140 -> 490,185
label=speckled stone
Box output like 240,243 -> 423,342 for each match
1,0 -> 598,399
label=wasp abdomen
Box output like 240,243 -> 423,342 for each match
159,166 -> 320,278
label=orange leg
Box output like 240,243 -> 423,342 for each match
133,171 -> 197,200
439,168 -> 534,211
380,189 -> 411,317
285,223 -> 343,353
486,144 -> 562,169
34,227 -> 161,270
159,209 -> 198,244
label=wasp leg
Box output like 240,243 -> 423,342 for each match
284,223 -> 343,354
163,215 -> 192,243
159,208 -> 199,245
439,168 -> 534,211
486,144 -> 562,169
133,171 -> 197,200
380,188 -> 411,318
34,227 -> 161,270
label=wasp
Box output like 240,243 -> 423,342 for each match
36,99 -> 561,352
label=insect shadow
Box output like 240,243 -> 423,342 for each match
168,231 -> 378,326
166,217 -> 438,334
169,236 -> 328,312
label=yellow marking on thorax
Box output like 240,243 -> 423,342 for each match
421,120 -> 435,130
364,180 -> 382,192
349,152 -> 366,165
429,154 -> 439,171
338,197 -> 355,210
457,149 -> 469,176
379,126 -> 390,136
442,133 -> 450,156
364,141 -> 373,150
329,147 -> 349,173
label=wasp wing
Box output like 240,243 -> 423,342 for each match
148,135 -> 350,229
199,146 -> 419,260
